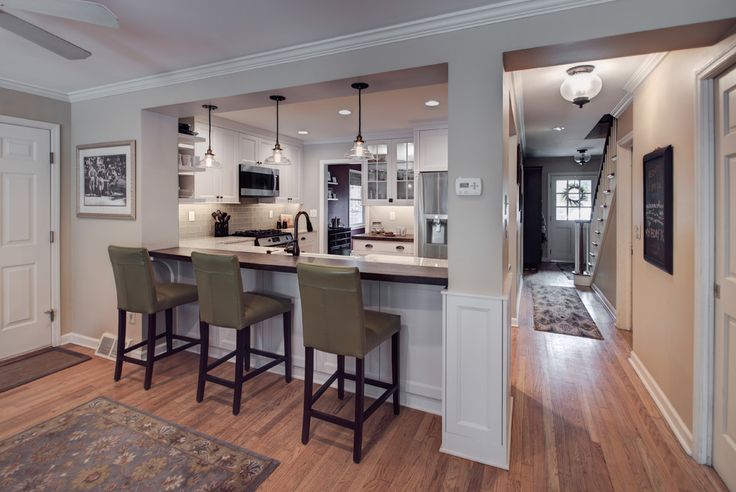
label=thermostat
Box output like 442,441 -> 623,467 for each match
455,177 -> 482,196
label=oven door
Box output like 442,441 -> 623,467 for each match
240,165 -> 279,197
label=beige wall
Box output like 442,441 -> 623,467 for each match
593,200 -> 617,305
0,88 -> 73,335
59,0 -> 732,343
618,104 -> 634,137
631,47 -> 710,430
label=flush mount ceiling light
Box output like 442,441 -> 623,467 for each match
560,65 -> 603,108
338,109 -> 352,116
552,126 -> 565,131
297,130 -> 309,135
425,100 -> 440,107
202,104 -> 218,167
574,148 -> 591,166
345,82 -> 374,159
264,95 -> 291,166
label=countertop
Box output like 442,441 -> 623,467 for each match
151,247 -> 448,285
352,233 -> 414,242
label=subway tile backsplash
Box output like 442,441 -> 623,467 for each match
178,202 -> 301,239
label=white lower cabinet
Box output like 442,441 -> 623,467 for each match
295,231 -> 318,253
352,239 -> 414,256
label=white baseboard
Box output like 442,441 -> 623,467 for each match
629,351 -> 693,455
574,274 -> 593,287
60,332 -> 98,349
591,283 -> 616,319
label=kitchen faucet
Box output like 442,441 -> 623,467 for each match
292,211 -> 313,257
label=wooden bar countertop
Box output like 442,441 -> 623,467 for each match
352,233 -> 414,242
150,247 -> 448,286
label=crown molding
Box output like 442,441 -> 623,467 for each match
610,52 -> 668,117
61,0 -> 616,103
0,76 -> 69,102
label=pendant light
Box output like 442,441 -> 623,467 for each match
345,82 -> 373,159
560,65 -> 603,108
574,148 -> 591,166
264,95 -> 291,166
202,104 -> 218,167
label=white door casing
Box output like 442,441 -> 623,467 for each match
713,64 -> 736,492
0,122 -> 53,359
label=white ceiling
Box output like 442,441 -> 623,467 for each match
218,83 -> 448,142
0,0 -> 505,94
518,53 -> 650,158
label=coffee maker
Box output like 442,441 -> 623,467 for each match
417,171 -> 448,259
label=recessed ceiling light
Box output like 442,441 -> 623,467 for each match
424,100 -> 440,107
338,109 -> 352,115
297,130 -> 309,135
552,126 -> 565,131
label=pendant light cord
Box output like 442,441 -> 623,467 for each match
275,98 -> 280,146
357,87 -> 362,139
207,106 -> 212,152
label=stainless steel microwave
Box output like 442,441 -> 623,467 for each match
239,164 -> 279,197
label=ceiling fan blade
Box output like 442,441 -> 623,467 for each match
0,10 -> 90,59
0,0 -> 118,28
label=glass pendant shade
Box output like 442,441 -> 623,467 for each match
345,82 -> 374,160
560,65 -> 603,108
265,95 -> 291,166
204,148 -> 216,167
574,148 -> 591,166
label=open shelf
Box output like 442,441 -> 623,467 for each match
178,166 -> 206,173
178,133 -> 206,145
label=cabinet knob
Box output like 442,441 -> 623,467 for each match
388,198 -> 394,203
365,243 -> 373,249
396,245 -> 405,251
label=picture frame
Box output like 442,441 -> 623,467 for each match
77,140 -> 136,219
642,145 -> 673,274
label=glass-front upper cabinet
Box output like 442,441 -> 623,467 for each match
366,143 -> 389,202
363,140 -> 414,206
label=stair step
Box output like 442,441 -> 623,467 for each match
597,218 -> 604,222
607,173 -> 616,179
592,242 -> 599,247
587,262 -> 594,268
590,252 -> 597,258
603,189 -> 612,195
594,230 -> 601,235
600,203 -> 608,208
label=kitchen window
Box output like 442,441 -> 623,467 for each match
349,169 -> 364,227
555,178 -> 593,221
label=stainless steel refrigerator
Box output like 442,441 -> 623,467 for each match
417,171 -> 448,259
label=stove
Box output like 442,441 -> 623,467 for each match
230,229 -> 293,248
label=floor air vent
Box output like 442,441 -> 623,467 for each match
95,332 -> 130,360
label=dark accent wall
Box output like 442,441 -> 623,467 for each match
327,164 -> 361,229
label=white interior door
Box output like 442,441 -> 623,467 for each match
547,173 -> 595,262
714,64 -> 736,492
0,123 -> 52,360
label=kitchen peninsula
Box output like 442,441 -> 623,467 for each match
149,245 -> 448,414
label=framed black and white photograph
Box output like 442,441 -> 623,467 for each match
643,145 -> 673,274
77,140 -> 136,219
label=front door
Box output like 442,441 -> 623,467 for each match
714,64 -> 736,491
547,174 -> 595,262
0,122 -> 52,360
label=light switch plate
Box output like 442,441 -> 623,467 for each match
269,210 -> 274,218
188,210 -> 196,222
455,177 -> 482,196
389,211 -> 396,220
310,209 -> 317,217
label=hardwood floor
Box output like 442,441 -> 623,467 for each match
0,268 -> 727,490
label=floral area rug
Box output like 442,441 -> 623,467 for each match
529,283 -> 603,340
0,397 -> 278,491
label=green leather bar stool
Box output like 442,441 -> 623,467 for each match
191,251 -> 293,415
296,263 -> 400,464
108,246 -> 201,390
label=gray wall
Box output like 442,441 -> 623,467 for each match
594,202 -> 617,305
0,87 -> 72,335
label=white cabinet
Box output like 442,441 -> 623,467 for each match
364,140 -> 415,206
193,124 -> 240,203
352,239 -> 414,256
295,230 -> 318,253
238,134 -> 258,164
415,128 -> 448,172
259,139 -> 301,203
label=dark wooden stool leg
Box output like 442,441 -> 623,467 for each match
196,321 -> 209,402
337,355 -> 345,400
283,311 -> 292,383
302,347 -> 314,444
114,309 -> 126,381
233,329 -> 245,415
243,326 -> 251,371
165,308 -> 174,353
392,332 -> 400,415
143,313 -> 156,390
353,357 -> 365,463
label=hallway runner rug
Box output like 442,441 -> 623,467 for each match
0,346 -> 91,393
0,397 -> 278,491
555,262 -> 576,280
530,283 -> 603,340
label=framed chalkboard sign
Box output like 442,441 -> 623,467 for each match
643,145 -> 673,274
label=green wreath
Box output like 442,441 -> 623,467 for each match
561,183 -> 588,207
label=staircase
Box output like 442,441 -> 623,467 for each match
575,116 -> 617,284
